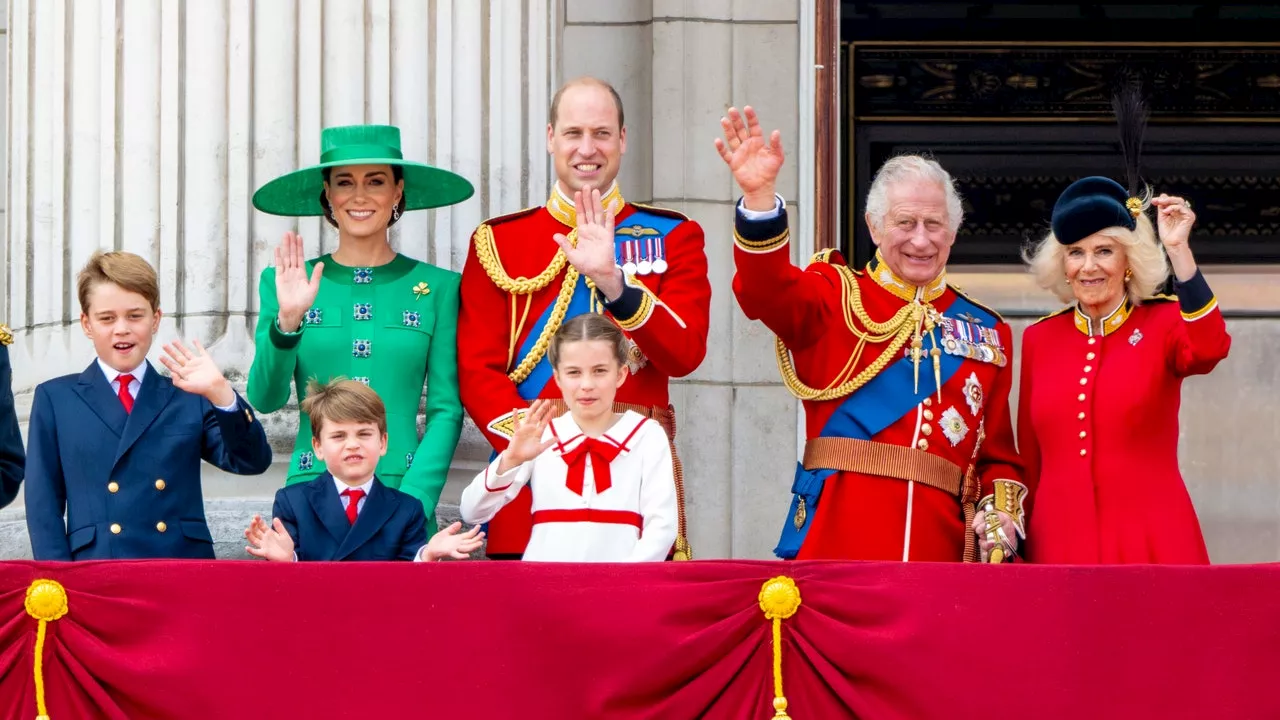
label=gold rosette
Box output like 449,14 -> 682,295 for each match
25,579 -> 69,720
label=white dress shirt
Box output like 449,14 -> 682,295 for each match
334,474 -> 375,515
737,193 -> 786,220
330,474 -> 437,562
98,357 -> 239,411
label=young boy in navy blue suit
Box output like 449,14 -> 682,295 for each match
244,379 -> 484,562
25,251 -> 273,560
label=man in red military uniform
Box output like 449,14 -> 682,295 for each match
459,77 -> 711,559
715,107 -> 1025,561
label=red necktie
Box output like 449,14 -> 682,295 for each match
560,438 -> 622,495
342,488 -> 365,525
116,374 -> 135,413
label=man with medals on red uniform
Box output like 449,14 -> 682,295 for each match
716,106 -> 1025,562
458,77 -> 711,559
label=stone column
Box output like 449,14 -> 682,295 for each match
2,0 -> 556,557
8,0 -> 555,385
561,0 -> 812,558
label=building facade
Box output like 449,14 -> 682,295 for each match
2,0 -> 1276,562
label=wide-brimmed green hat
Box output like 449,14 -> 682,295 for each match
251,124 -> 474,217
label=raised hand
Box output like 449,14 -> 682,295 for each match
497,399 -> 556,472
274,231 -> 324,332
554,187 -> 623,299
1151,194 -> 1196,251
244,514 -> 270,547
245,516 -> 296,562
422,521 -> 486,561
1151,194 -> 1199,282
714,106 -> 785,210
160,338 -> 236,407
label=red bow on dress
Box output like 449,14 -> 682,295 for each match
560,437 -> 622,495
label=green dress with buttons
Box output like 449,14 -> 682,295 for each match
248,254 -> 462,535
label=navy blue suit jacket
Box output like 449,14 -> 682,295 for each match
25,360 -> 273,560
0,345 -> 26,509
274,473 -> 428,561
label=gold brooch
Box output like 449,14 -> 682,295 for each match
412,281 -> 430,299
0,324 -> 12,346
1125,197 -> 1143,218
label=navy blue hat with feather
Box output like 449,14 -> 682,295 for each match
1051,77 -> 1148,244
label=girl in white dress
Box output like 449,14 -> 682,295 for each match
459,314 -> 677,562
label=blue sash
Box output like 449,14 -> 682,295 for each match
512,207 -> 682,401
513,275 -> 592,402
491,208 -> 686,540
773,292 -> 995,558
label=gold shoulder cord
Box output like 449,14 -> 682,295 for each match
776,265 -> 931,402
474,223 -> 582,384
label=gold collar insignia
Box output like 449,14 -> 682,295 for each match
1073,298 -> 1132,336
867,251 -> 947,303
546,182 -> 625,228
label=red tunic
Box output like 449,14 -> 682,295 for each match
732,206 -> 1024,561
1020,271 -> 1229,564
458,186 -> 711,556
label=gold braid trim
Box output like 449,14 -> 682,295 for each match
507,266 -> 581,384
474,223 -> 576,295
776,265 -> 926,402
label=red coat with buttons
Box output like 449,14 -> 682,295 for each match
732,206 -> 1024,562
1019,271 -> 1230,564
458,195 -> 711,556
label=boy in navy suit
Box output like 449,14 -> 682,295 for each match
244,379 -> 484,562
25,251 -> 273,560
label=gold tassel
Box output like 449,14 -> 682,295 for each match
25,579 -> 69,720
758,576 -> 803,719
910,335 -> 923,394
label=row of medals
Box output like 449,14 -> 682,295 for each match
619,237 -> 668,276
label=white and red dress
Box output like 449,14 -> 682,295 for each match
459,410 -> 677,562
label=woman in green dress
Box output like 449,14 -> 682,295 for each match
249,124 -> 473,534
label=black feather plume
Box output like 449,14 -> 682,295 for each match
1110,74 -> 1149,197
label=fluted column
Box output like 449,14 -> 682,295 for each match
7,0 -> 555,397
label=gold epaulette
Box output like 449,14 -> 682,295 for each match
1143,293 -> 1177,304
805,249 -> 853,271
948,283 -> 1007,324
478,205 -> 539,229
1030,306 -> 1074,325
630,201 -> 689,221
0,324 -> 11,346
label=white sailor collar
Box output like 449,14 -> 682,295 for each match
549,409 -> 648,454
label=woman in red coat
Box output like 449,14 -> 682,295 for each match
1019,176 -> 1230,564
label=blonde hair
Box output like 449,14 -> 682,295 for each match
301,378 -> 388,440
1024,209 -> 1169,305
76,251 -> 161,313
865,155 -> 964,233
548,313 -> 628,368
